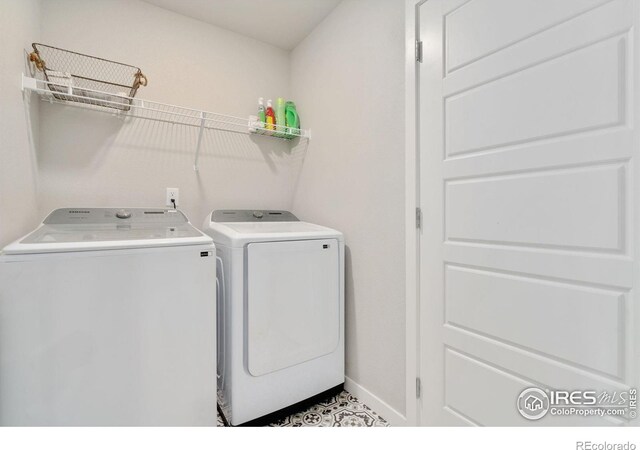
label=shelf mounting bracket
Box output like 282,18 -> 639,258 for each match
193,111 -> 206,171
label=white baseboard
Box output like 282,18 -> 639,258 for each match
344,376 -> 408,427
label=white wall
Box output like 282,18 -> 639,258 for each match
0,0 -> 303,247
290,0 -> 406,417
0,0 -> 41,246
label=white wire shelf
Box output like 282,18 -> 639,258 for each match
21,74 -> 310,171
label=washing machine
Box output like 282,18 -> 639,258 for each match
0,208 -> 217,426
203,210 -> 344,425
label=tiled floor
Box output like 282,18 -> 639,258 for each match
217,390 -> 389,427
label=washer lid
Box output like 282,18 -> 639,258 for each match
2,208 -> 212,254
203,211 -> 343,247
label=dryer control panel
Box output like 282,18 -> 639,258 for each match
211,210 -> 299,223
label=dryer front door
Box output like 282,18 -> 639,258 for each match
246,239 -> 340,377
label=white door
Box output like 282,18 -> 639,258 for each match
419,0 -> 640,425
246,239 -> 340,377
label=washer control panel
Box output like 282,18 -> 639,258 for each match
43,208 -> 188,225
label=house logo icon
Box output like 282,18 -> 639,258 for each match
525,395 -> 543,411
517,387 -> 550,420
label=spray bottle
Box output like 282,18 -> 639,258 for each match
265,99 -> 275,132
257,97 -> 266,128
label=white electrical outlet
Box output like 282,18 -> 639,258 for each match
166,188 -> 179,208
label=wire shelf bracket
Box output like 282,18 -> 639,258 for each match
193,111 -> 206,171
21,74 -> 311,171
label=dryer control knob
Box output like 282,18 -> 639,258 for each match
116,209 -> 132,219
253,211 -> 264,219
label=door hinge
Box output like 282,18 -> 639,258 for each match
416,207 -> 422,230
416,377 -> 421,398
416,40 -> 423,63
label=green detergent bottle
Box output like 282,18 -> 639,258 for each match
284,101 -> 300,138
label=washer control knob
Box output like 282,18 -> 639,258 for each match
252,211 -> 264,219
116,209 -> 132,219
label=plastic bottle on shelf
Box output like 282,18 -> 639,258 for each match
265,99 -> 276,133
285,101 -> 300,137
275,97 -> 286,137
257,97 -> 266,129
